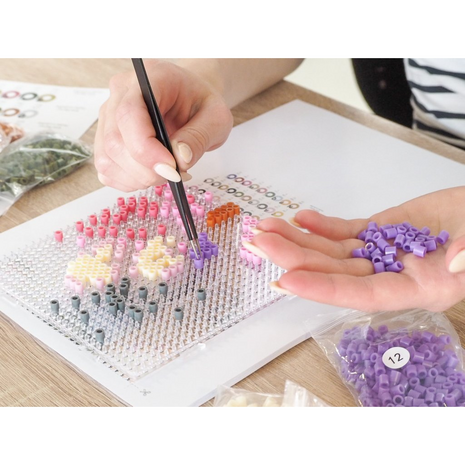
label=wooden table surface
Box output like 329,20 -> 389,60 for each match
1,59 -> 464,407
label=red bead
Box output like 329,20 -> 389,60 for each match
54,230 -> 63,242
157,224 -> 166,236
98,226 -> 106,238
138,227 -> 147,239
109,226 -> 118,237
76,221 -> 84,232
101,214 -> 110,225
112,214 -> 121,225
89,215 -> 97,226
85,227 -> 94,238
117,197 -> 125,206
127,228 -> 135,240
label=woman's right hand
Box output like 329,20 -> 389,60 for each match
94,59 -> 233,191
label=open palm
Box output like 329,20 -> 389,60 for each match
248,187 -> 465,312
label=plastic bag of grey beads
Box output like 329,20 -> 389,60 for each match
213,380 -> 328,407
311,308 -> 465,407
0,132 -> 92,216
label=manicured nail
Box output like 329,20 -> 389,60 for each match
154,163 -> 181,182
180,172 -> 192,182
241,240 -> 269,260
269,281 -> 295,296
288,217 -> 302,228
250,227 -> 263,236
449,249 -> 465,273
173,142 -> 193,164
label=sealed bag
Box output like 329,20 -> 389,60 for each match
312,308 -> 465,407
0,132 -> 92,216
213,380 -> 328,407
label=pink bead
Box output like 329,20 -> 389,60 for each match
138,228 -> 147,240
75,281 -> 84,295
112,214 -> 121,225
101,214 -> 110,225
117,237 -> 127,246
246,250 -> 254,262
129,266 -> 139,279
109,226 -> 118,237
176,217 -> 183,226
137,207 -> 146,218
85,227 -> 94,238
64,275 -> 73,288
172,205 -> 180,217
95,277 -> 105,290
187,194 -> 195,204
149,207 -> 158,218
177,242 -> 187,254
76,235 -> 86,248
161,206 -> 170,218
76,221 -> 84,232
111,263 -> 121,271
196,206 -> 205,218
54,230 -> 63,242
253,255 -> 262,265
155,185 -> 163,196
169,265 -> 178,277
161,268 -> 171,281
98,226 -> 106,238
135,240 -> 145,252
120,210 -> 128,222
117,197 -> 125,206
176,261 -> 184,273
89,214 -> 97,226
164,191 -> 173,202
205,191 -> 213,204
165,248 -> 174,256
111,270 -> 119,282
132,253 -> 140,263
240,247 -> 248,260
114,250 -> 124,262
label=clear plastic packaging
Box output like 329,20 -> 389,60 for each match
213,380 -> 328,407
0,132 -> 92,216
312,308 -> 465,407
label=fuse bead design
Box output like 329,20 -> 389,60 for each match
0,185 -> 284,381
337,325 -> 465,407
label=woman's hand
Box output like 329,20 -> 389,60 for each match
244,187 -> 465,312
94,59 -> 233,191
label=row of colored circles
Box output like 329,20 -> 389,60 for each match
0,108 -> 37,118
205,176 -> 300,209
0,91 -> 56,102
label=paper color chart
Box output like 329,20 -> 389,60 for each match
0,80 -> 109,139
193,172 -> 322,221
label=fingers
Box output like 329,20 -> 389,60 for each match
244,232 -> 372,276
255,217 -> 362,259
294,210 -> 369,240
276,270 -> 421,312
446,233 -> 465,273
170,97 -> 233,171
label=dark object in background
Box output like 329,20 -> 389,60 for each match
352,58 -> 413,128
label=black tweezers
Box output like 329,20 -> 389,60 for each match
132,58 -> 201,259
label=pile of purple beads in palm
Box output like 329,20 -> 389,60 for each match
338,325 -> 465,406
352,221 -> 450,273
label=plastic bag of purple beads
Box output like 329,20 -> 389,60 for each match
312,308 -> 465,407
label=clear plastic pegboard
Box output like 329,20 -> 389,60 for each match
0,184 -> 284,380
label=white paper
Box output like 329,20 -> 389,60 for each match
1,100 -> 464,407
0,80 -> 109,139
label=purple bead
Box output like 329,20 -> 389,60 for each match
444,394 -> 456,406
357,229 -> 367,241
373,231 -> 383,242
189,249 -> 196,259
365,242 -> 376,254
438,334 -> 451,345
412,244 -> 427,257
390,384 -> 405,396
436,230 -> 450,245
422,331 -> 436,343
193,258 -> 204,269
379,374 -> 390,389
373,261 -> 385,273
367,221 -> 378,232
435,392 -> 445,403
377,238 -> 390,252
423,377 -> 433,387
203,247 -> 212,259
372,255 -> 383,264
402,239 -> 413,252
404,396 -> 413,407
397,226 -> 407,234
371,248 -> 382,258
428,368 -> 439,378
394,234 -> 406,248
389,370 -> 402,385
399,336 -> 413,347
420,226 -> 431,235
386,261 -> 404,272
365,230 -> 374,243
211,244 -> 219,256
402,221 -> 412,228
383,228 -> 398,240
384,246 -> 397,256
405,231 -> 416,240
409,227 -> 420,235
405,365 -> 418,379
381,254 -> 395,266
425,388 -> 436,404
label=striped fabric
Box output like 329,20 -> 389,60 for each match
404,58 -> 465,148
